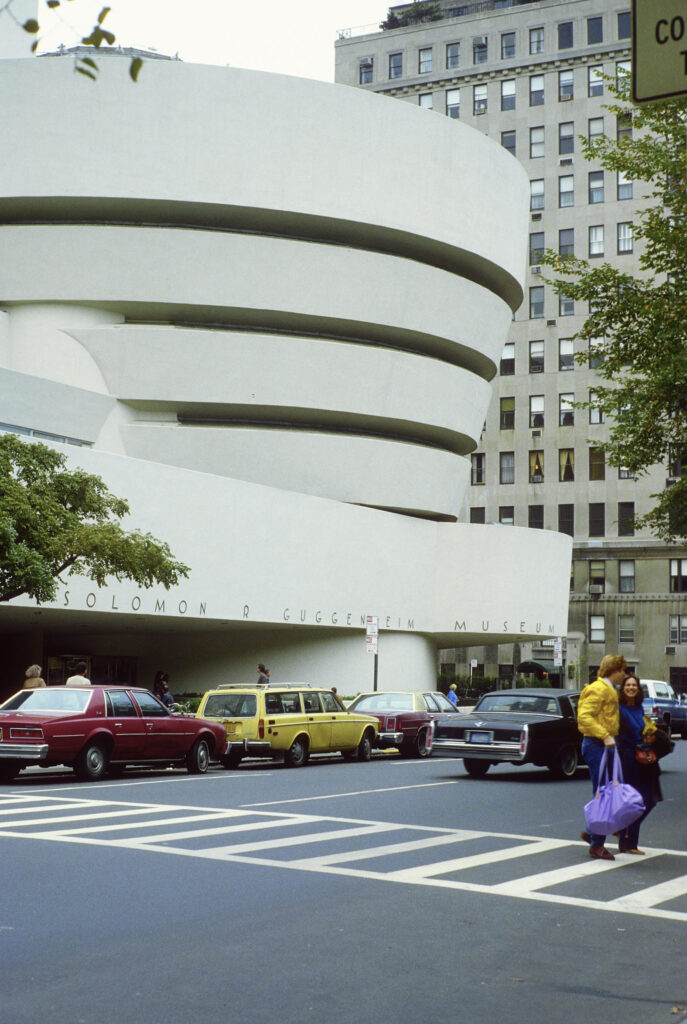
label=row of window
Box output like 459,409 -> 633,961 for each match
498,393 -> 607,428
474,449 -> 633,486
422,62 -> 631,116
359,13 -> 631,83
530,221 -> 632,267
589,614 -> 640,645
501,340 -> 584,376
469,501 -> 635,538
0,422 -> 89,447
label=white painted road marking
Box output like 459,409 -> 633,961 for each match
1,794 -> 686,923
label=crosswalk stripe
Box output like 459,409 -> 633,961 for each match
110,813 -> 317,845
386,838 -> 570,881
489,847 -> 663,895
185,823 -> 402,857
606,874 -> 687,911
290,829 -> 484,868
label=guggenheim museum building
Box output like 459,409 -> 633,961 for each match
0,19 -> 571,694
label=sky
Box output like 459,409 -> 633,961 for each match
37,0 -> 389,81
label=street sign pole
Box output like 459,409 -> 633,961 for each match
365,615 -> 379,691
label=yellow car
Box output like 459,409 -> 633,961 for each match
196,683 -> 382,768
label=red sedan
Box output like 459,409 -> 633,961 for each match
347,690 -> 462,758
0,686 -> 229,782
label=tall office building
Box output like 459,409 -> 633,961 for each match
335,0 -> 687,691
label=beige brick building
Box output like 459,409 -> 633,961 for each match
335,0 -> 687,691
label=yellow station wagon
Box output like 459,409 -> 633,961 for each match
196,683 -> 383,768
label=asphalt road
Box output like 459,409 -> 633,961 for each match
1,745 -> 686,1024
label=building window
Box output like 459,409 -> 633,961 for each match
590,615 -> 605,643
558,21 -> 574,49
670,559 -> 687,593
559,393 -> 574,426
618,11 -> 631,39
499,505 -> 514,525
618,501 -> 635,536
473,37 -> 488,64
529,339 -> 544,372
618,615 -> 635,644
530,27 -> 544,54
589,337 -> 605,368
559,503 -> 574,536
529,450 -> 544,483
618,465 -> 635,480
589,390 -> 605,424
588,65 -> 604,97
499,451 -> 515,484
359,58 -> 373,84
530,74 -> 544,106
559,176 -> 574,208
469,506 -> 486,524
617,222 -> 633,253
559,228 -> 574,256
418,93 -> 433,108
617,170 -> 633,200
559,292 -> 574,317
529,395 -> 544,428
559,338 -> 574,371
530,178 -> 544,210
617,113 -> 632,143
589,224 -> 604,257
446,42 -> 460,68
619,560 -> 635,593
589,502 -> 605,537
500,341 -> 515,375
559,448 -> 575,482
587,17 -> 603,45
559,121 -> 574,154
528,505 -> 544,529
589,447 -> 606,480
529,232 -> 545,264
590,559 -> 606,591
498,663 -> 515,682
669,615 -> 687,644
389,52 -> 403,79
446,88 -> 460,118
530,126 -> 545,158
501,130 -> 516,157
530,286 -> 544,318
589,171 -> 605,203
473,84 -> 488,114
501,79 -> 516,111
419,47 -> 433,74
500,396 -> 515,429
471,452 -> 485,485
558,69 -> 574,101
589,116 -> 604,141
501,31 -> 515,59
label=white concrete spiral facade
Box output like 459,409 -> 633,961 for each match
0,54 -> 571,691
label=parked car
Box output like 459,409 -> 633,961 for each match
346,690 -> 461,758
0,685 -> 229,782
640,679 -> 687,738
432,687 -> 582,779
195,683 -> 381,768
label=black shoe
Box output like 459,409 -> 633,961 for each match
580,830 -> 591,844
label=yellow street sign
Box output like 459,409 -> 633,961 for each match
632,0 -> 687,102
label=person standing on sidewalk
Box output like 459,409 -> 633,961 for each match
577,654 -> 628,861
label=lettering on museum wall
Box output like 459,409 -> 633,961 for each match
453,619 -> 559,635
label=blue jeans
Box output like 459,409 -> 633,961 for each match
581,737 -> 612,847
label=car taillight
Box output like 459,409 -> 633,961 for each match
519,725 -> 528,755
427,720 -> 434,751
258,718 -> 264,739
10,726 -> 44,740
651,704 -> 659,715
387,717 -> 396,732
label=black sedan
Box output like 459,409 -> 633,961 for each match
432,688 -> 582,779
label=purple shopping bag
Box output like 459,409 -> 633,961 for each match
584,747 -> 645,836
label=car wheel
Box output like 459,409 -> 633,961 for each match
463,758 -> 490,778
548,744 -> 578,779
356,732 -> 373,762
0,761 -> 20,782
285,736 -> 309,768
75,742 -> 108,781
186,737 -> 210,774
680,724 -> 687,740
220,751 -> 244,769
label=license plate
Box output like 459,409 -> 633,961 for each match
469,731 -> 491,744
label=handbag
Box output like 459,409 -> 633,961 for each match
652,725 -> 674,760
635,743 -> 657,766
584,747 -> 645,835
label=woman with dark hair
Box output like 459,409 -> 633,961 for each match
616,675 -> 662,855
152,671 -> 166,700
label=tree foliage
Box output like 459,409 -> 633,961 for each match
380,2 -> 442,30
0,434 -> 190,604
542,77 -> 687,541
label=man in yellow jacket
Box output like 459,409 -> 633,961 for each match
577,653 -> 628,861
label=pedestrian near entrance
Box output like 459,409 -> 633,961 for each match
447,683 -> 458,707
577,653 -> 627,861
152,670 -> 166,700
65,661 -> 92,686
257,664 -> 271,685
22,664 -> 46,689
616,675 -> 662,855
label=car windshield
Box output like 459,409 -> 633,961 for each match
476,694 -> 558,714
352,694 -> 415,711
203,693 -> 257,717
1,689 -> 92,714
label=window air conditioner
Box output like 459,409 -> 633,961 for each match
531,213 -> 542,221
532,265 -> 542,275
475,107 -> 487,114
473,36 -> 487,45
360,57 -> 373,65
531,429 -> 542,438
561,94 -> 573,101
665,645 -> 676,655
560,157 -> 574,165
531,474 -> 544,483
589,584 -> 603,594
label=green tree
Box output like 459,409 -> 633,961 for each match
543,77 -> 687,541
0,434 -> 189,603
